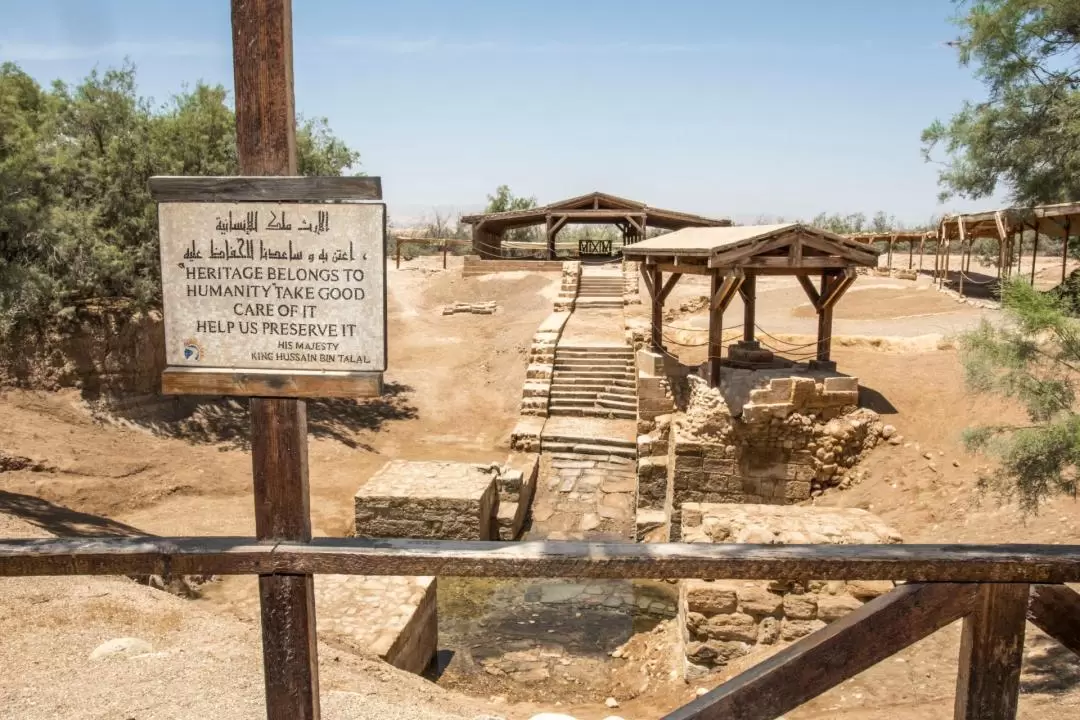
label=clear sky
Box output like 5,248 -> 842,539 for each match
1,0 -> 1004,226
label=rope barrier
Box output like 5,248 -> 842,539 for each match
958,270 -> 999,286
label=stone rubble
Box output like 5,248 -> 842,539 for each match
442,301 -> 498,315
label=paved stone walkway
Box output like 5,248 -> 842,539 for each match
530,452 -> 637,540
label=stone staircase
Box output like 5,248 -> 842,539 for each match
573,273 -> 625,309
548,345 -> 637,421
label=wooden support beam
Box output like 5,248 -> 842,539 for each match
1031,221 -> 1039,285
709,270 -> 744,312
918,236 -> 926,273
797,275 -> 820,308
663,583 -> 979,720
817,272 -> 836,362
820,268 -> 856,310
887,236 -> 894,271
788,238 -> 803,267
232,3 -> 320,717
737,256 -> 853,270
741,273 -> 756,342
1064,217 -> 1072,285
550,215 -> 569,237
649,265 -> 663,352
708,271 -> 723,387
1028,584 -> 1080,657
954,583 -> 1029,720
657,272 -> 682,304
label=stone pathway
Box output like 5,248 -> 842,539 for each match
530,452 -> 636,540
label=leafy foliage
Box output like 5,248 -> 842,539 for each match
959,278 -> 1080,509
922,0 -> 1080,204
0,61 -> 360,337
484,184 -> 538,246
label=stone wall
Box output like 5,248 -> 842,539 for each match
678,504 -> 902,678
496,453 -> 539,540
553,261 -> 581,313
667,375 -> 885,539
622,260 -> 641,305
461,256 -> 565,276
518,261 -> 580,419
354,460 -> 500,540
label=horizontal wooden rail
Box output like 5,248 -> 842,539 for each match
2,537 -> 1080,582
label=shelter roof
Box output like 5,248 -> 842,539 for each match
459,191 -> 730,231
940,201 -> 1080,240
844,231 -> 936,244
622,223 -> 880,270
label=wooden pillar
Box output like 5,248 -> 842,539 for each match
442,239 -> 448,269
1063,217 -> 1071,284
231,2 -> 320,719
709,270 -> 723,387
934,239 -> 941,283
817,271 -> 834,363
944,240 -> 951,289
954,583 -> 1029,720
741,272 -> 756,342
908,238 -> 914,269
1016,230 -> 1023,275
545,215 -> 555,260
887,236 -> 894,272
650,264 -> 663,353
918,236 -> 926,273
1031,222 -> 1039,285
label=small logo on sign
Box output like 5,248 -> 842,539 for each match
183,338 -> 205,362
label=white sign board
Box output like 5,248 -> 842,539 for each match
158,202 -> 386,373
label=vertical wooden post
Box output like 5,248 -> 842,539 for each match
1016,231 -> 1023,275
545,215 -> 555,260
231,1 -> 320,718
396,239 -> 401,269
934,238 -> 941,282
1063,217 -> 1072,285
918,236 -> 925,273
944,240 -> 951,289
816,272 -> 834,363
887,236 -> 894,273
954,583 -> 1029,720
908,238 -> 914,269
1031,221 -> 1039,285
741,272 -> 756,343
650,265 -> 663,353
442,239 -> 448,269
709,271 -> 723,387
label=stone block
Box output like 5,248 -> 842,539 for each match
703,612 -> 758,643
683,580 -> 739,615
846,580 -> 895,601
758,616 -> 780,645
824,376 -> 858,393
635,508 -> 668,542
703,457 -> 736,474
780,618 -> 826,642
782,593 -> 818,620
355,460 -> 499,541
737,586 -> 783,617
816,594 -> 863,621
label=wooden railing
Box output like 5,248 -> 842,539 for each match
2,537 -> 1078,719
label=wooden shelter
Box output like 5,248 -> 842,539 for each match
938,202 -> 1080,292
622,224 -> 880,386
845,230 -> 937,274
460,191 -> 729,259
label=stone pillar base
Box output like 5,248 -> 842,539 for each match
728,340 -> 775,366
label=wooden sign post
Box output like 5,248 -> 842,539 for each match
149,2 -> 385,718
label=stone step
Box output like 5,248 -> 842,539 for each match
574,299 -> 623,307
543,432 -> 636,449
598,396 -> 637,410
542,441 -> 637,458
557,345 -> 634,354
553,356 -> 633,367
552,382 -> 635,395
546,408 -> 636,420
548,390 -> 600,400
551,376 -> 635,388
553,367 -> 634,376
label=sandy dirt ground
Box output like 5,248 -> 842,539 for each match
3,254 -> 1080,719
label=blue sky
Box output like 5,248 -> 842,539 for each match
1,1 -> 1002,225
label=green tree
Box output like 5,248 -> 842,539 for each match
484,184 -> 538,249
922,0 -> 1080,204
0,60 -> 361,337
960,278 -> 1080,510
484,184 -> 536,214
